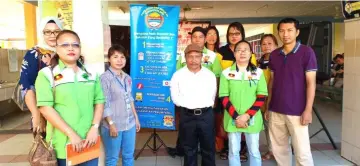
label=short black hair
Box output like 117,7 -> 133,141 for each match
334,54 -> 344,60
108,44 -> 127,59
277,17 -> 300,31
226,22 -> 245,44
47,20 -> 56,24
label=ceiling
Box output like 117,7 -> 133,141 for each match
0,0 -> 344,41
108,1 -> 344,20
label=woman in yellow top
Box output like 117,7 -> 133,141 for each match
257,34 -> 278,161
205,25 -> 227,154
218,21 -> 257,162
35,30 -> 105,165
219,22 -> 257,70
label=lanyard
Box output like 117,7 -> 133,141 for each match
109,70 -> 127,92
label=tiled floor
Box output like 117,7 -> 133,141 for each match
0,100 -> 356,166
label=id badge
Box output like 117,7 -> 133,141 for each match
248,118 -> 255,126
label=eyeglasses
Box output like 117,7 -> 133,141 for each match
207,33 -> 217,37
235,49 -> 250,53
43,30 -> 61,36
229,32 -> 241,37
57,43 -> 81,49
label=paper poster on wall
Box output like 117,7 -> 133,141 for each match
40,0 -> 73,30
8,49 -> 18,72
177,21 -> 211,59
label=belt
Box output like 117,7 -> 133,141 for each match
182,107 -> 211,116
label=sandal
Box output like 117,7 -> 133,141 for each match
220,149 -> 228,160
262,151 -> 274,160
240,153 -> 248,162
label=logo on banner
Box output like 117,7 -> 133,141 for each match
137,83 -> 144,89
163,115 -> 174,127
162,80 -> 170,86
142,7 -> 168,29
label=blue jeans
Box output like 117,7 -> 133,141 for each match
101,126 -> 136,166
57,158 -> 98,166
228,132 -> 261,166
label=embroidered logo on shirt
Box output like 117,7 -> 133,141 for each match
203,56 -> 210,63
82,73 -> 89,80
228,73 -> 235,78
54,74 -> 63,81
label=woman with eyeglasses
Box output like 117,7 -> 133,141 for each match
19,17 -> 63,134
219,40 -> 268,166
258,34 -> 278,161
35,30 -> 105,166
218,22 -> 257,162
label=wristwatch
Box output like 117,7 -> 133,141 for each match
108,120 -> 114,125
92,123 -> 99,128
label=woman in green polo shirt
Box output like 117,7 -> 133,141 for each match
35,30 -> 105,166
219,40 -> 268,166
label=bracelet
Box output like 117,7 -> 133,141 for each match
108,120 -> 114,125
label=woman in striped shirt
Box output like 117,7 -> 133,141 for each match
100,44 -> 141,166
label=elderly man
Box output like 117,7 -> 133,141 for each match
170,43 -> 217,166
168,26 -> 222,158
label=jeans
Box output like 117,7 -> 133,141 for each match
101,126 -> 136,166
228,132 -> 261,166
57,158 -> 98,166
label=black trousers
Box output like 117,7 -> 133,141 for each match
179,107 -> 216,166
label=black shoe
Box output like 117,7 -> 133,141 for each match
166,147 -> 177,158
177,150 -> 184,157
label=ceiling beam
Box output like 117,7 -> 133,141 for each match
193,16 -> 344,25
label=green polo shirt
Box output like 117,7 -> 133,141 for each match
176,48 -> 222,77
35,60 -> 105,159
219,63 -> 268,133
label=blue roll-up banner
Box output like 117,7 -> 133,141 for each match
130,4 -> 180,130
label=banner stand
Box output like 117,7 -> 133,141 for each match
130,3 -> 180,159
135,129 -> 168,160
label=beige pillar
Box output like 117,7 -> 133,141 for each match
72,0 -> 108,75
72,1 -> 109,165
341,18 -> 360,165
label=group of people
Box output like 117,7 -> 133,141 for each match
169,17 -> 317,166
19,16 -> 317,166
20,17 -> 139,166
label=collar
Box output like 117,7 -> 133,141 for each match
58,59 -> 66,70
231,63 -> 238,71
185,66 -> 203,74
280,42 -> 301,55
57,59 -> 86,73
202,47 -> 208,54
108,67 -> 125,77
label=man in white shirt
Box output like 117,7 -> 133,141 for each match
170,43 -> 217,166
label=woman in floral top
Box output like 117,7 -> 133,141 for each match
19,17 -> 63,133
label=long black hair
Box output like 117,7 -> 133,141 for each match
226,22 -> 245,44
234,40 -> 257,72
205,26 -> 220,52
